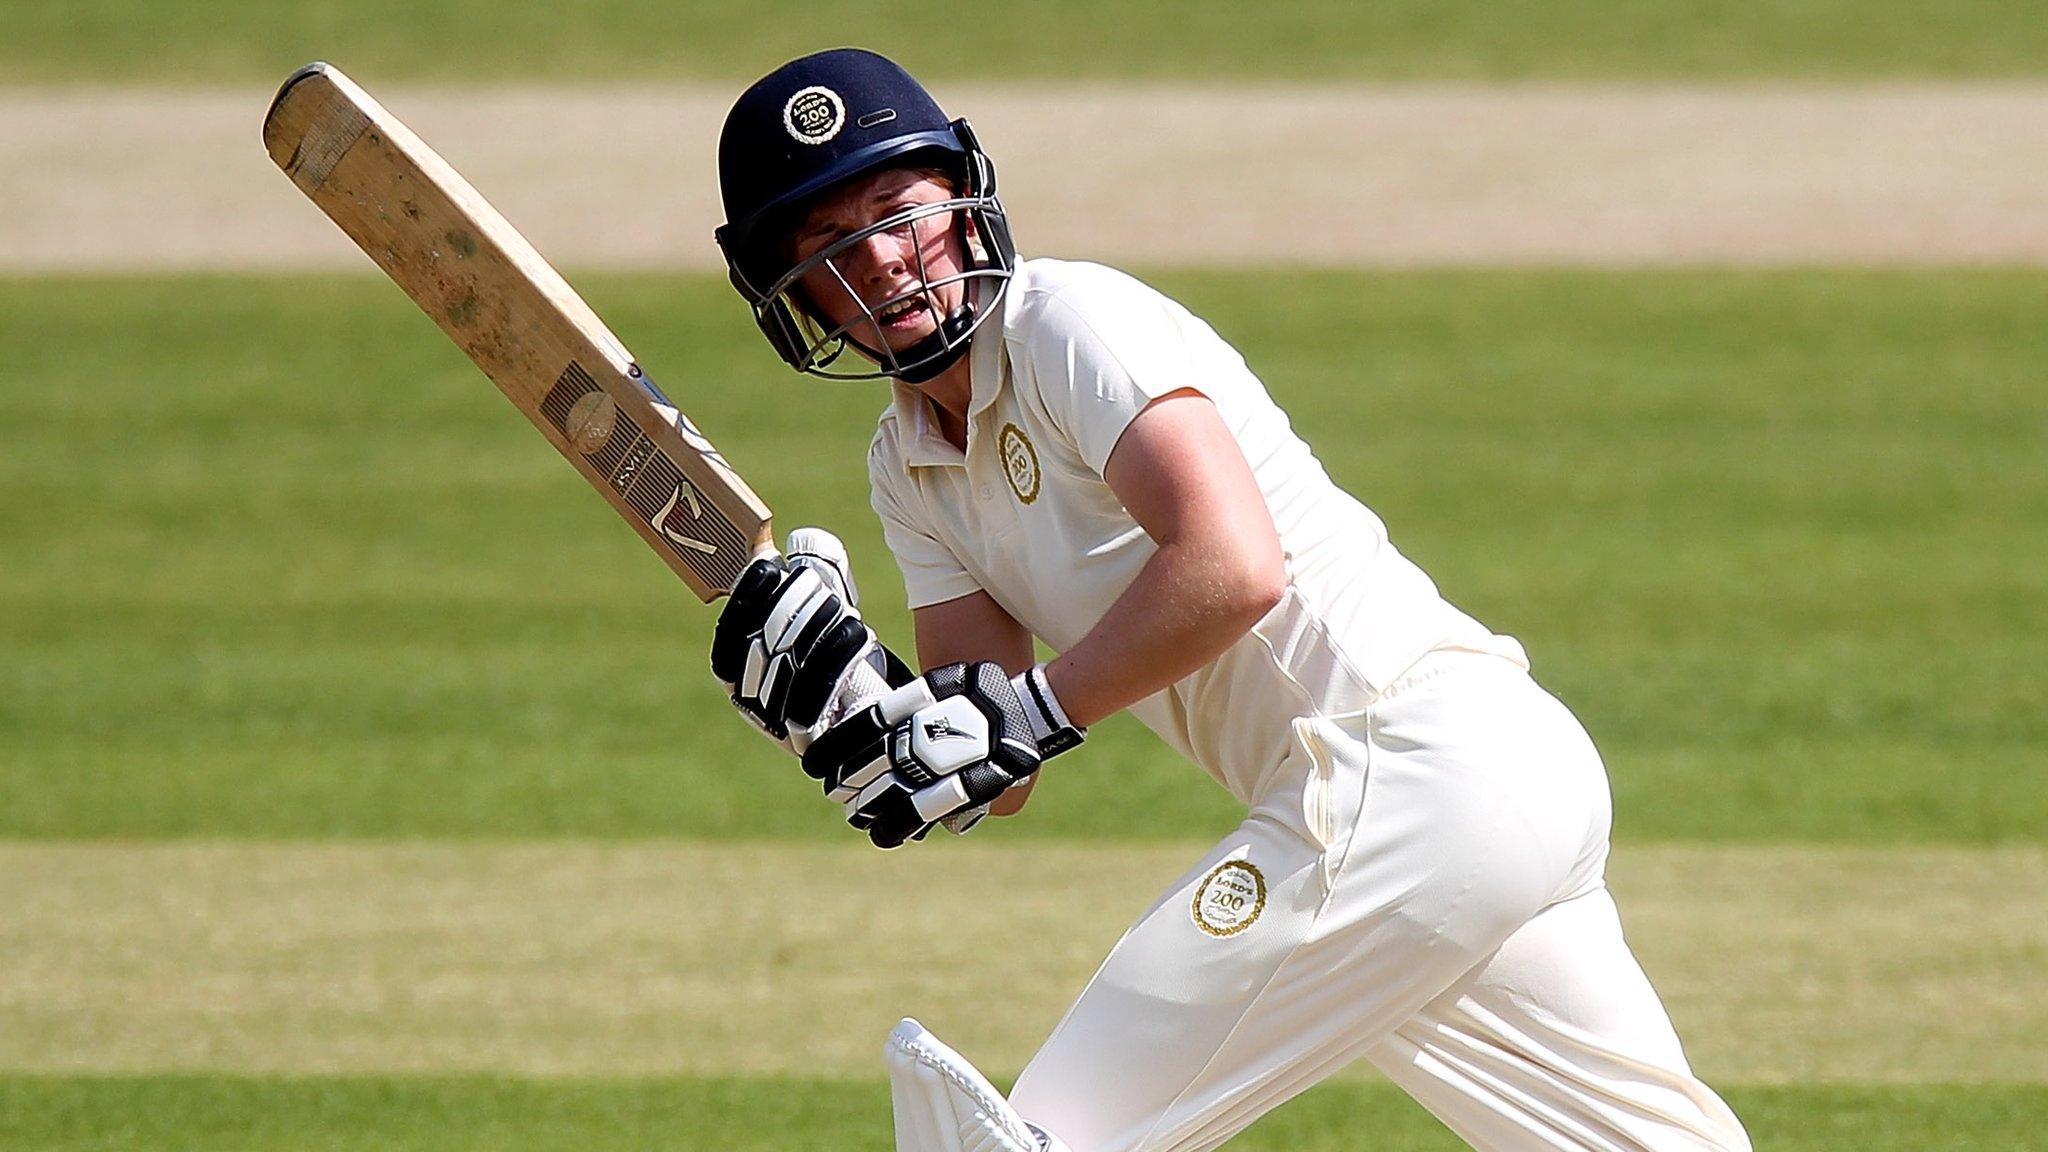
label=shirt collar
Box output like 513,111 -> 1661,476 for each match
887,268 -> 1020,469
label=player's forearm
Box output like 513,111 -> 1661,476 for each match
1045,533 -> 1285,729
913,590 -> 1035,674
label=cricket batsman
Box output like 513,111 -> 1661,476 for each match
707,48 -> 1753,1152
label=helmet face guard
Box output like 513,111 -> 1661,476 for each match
735,150 -> 1014,383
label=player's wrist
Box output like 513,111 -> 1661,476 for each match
1010,664 -> 1085,759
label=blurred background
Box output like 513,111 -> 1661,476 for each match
2,3 -> 2044,1149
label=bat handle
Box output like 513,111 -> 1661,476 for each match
841,659 -> 895,707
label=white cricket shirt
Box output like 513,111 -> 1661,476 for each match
868,258 -> 1525,803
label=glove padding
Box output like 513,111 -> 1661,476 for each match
803,661 -> 1043,849
711,532 -> 910,751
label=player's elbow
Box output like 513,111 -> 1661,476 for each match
1220,535 -> 1288,629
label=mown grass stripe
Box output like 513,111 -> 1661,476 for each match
1,844 -> 2041,1083
5,0 -> 2048,84
0,1077 -> 2042,1151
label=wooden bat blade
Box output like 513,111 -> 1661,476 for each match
261,61 -> 772,601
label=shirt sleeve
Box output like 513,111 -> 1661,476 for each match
867,439 -> 981,611
1023,268 -> 1218,478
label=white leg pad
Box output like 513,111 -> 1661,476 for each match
887,1018 -> 1063,1152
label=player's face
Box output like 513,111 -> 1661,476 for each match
786,168 -> 972,358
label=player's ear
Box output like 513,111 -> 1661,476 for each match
961,211 -> 988,265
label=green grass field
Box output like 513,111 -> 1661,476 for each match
4,0 -> 2048,84
6,1078 -> 2046,1152
3,270 -> 2043,842
5,268 -> 2043,1149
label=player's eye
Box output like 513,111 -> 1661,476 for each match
793,228 -> 843,261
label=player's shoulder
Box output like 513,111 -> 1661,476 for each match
1003,257 -> 1190,373
1008,257 -> 1171,328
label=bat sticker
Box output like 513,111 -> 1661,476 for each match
653,484 -> 717,555
540,360 -> 751,589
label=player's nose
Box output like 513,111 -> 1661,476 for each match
847,227 -> 912,283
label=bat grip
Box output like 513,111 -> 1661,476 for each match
841,659 -> 895,707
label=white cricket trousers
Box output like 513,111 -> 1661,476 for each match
1008,651 -> 1751,1152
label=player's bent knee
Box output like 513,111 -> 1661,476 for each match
886,1018 -> 1074,1152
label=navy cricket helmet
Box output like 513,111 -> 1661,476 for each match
715,48 -> 1015,383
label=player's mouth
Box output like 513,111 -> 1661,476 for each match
873,294 -> 932,335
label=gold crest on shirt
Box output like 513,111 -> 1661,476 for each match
1191,859 -> 1266,937
998,422 -> 1041,505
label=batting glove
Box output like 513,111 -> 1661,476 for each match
710,529 -> 911,754
802,661 -> 1043,849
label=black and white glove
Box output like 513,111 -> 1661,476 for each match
710,528 -> 911,754
802,661 -> 1064,849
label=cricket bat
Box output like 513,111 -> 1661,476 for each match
261,62 -> 770,602
261,63 -> 949,816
